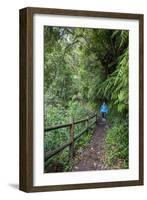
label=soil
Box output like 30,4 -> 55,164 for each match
72,122 -> 109,171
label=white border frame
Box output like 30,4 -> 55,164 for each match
33,14 -> 139,186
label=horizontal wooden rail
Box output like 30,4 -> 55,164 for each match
74,114 -> 95,124
45,113 -> 96,132
44,113 -> 98,170
73,127 -> 88,141
44,140 -> 72,168
89,119 -> 97,128
45,122 -> 71,132
45,127 -> 88,161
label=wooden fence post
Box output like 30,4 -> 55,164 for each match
69,118 -> 74,162
86,116 -> 89,132
96,112 -> 98,124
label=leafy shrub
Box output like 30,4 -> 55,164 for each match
44,101 -> 95,172
104,119 -> 128,169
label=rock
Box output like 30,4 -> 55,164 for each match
102,118 -> 106,122
105,125 -> 109,129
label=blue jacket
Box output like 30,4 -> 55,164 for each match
100,104 -> 109,113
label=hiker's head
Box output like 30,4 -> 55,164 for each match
103,101 -> 105,105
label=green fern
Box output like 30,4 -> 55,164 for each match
97,48 -> 128,112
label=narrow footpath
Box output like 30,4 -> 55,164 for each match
73,121 -> 108,171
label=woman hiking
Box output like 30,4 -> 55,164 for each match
100,101 -> 109,120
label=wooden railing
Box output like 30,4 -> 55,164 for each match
44,113 -> 98,169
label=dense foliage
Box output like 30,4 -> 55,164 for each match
44,26 -> 129,172
104,112 -> 129,169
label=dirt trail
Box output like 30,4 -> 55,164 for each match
73,122 -> 108,171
